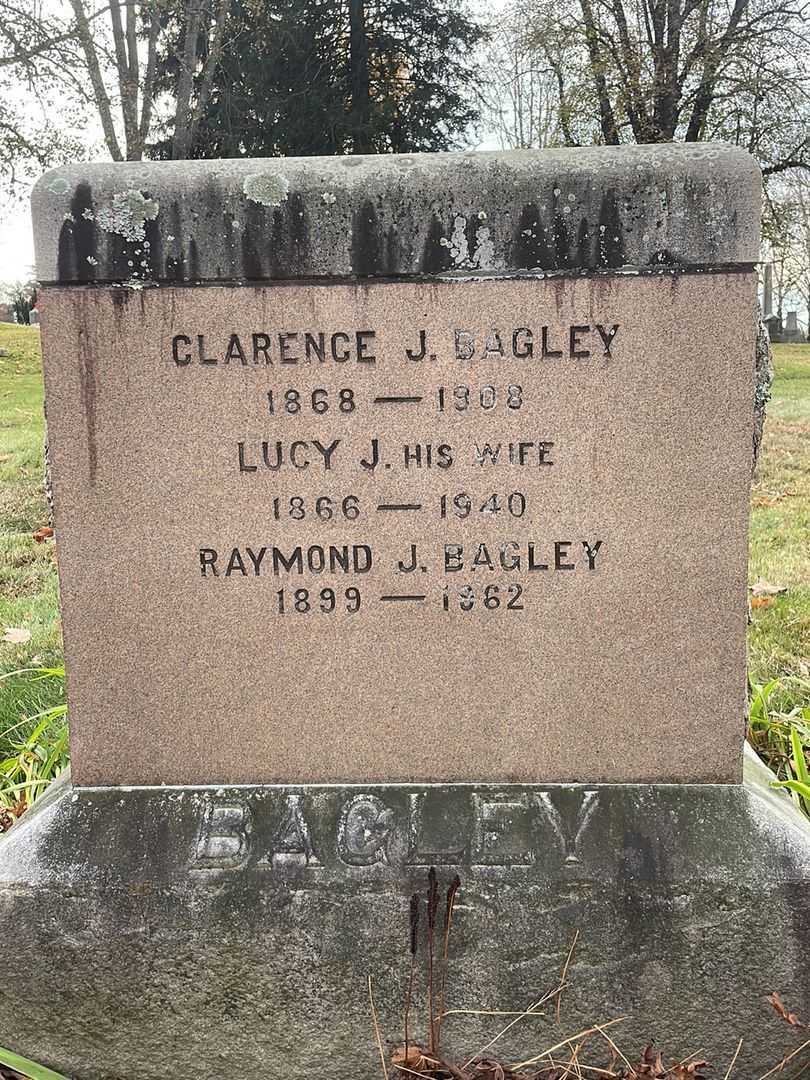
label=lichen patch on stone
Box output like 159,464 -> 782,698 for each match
46,176 -> 70,195
470,226 -> 500,270
439,215 -> 470,266
95,190 -> 159,242
438,215 -> 500,271
243,172 -> 290,207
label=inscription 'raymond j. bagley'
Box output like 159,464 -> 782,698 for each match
168,319 -> 620,618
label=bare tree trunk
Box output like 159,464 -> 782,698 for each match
139,5 -> 162,150
546,51 -> 579,145
173,0 -> 204,159
186,0 -> 230,154
171,0 -> 231,160
684,0 -> 749,140
68,0 -> 124,161
651,0 -> 684,139
108,0 -> 140,157
349,0 -> 372,153
579,0 -> 621,143
610,0 -> 652,139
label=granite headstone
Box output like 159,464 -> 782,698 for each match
34,149 -> 756,787
0,146 -> 808,1080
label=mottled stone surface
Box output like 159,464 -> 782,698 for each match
32,145 -> 759,285
0,750 -> 808,1080
753,310 -> 773,470
41,273 -> 755,786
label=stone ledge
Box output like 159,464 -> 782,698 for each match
1,752 -> 808,886
32,145 -> 760,285
0,752 -> 807,1080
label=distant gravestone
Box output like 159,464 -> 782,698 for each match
784,309 -> 804,342
762,262 -> 774,316
765,312 -> 783,340
1,147 -> 808,1080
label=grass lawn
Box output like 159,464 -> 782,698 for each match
0,325 -> 808,817
0,324 -> 63,762
749,344 -> 810,706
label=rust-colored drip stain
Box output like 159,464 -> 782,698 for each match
75,292 -> 98,485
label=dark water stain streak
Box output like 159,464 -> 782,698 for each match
76,293 -> 99,485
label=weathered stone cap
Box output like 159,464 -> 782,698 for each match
33,144 -> 760,285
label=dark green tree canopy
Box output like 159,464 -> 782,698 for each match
151,0 -> 485,159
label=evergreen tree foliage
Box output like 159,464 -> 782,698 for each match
150,0 -> 484,158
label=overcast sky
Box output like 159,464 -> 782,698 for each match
0,213 -> 35,283
0,90 -> 96,283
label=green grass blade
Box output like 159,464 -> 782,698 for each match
772,778 -> 810,796
23,713 -> 55,746
789,726 -> 810,786
29,666 -> 66,682
0,1045 -> 71,1080
43,739 -> 68,779
0,666 -> 64,684
0,778 -> 60,796
771,778 -> 810,815
0,714 -> 47,739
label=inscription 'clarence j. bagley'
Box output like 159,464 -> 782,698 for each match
170,322 -> 621,366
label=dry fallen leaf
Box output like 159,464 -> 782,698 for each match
768,991 -> 807,1028
668,1063 -> 711,1079
470,1061 -> 507,1080
32,525 -> 54,543
641,1045 -> 666,1073
751,597 -> 773,609
753,489 -> 797,507
2,627 -> 31,645
750,578 -> 788,597
612,1046 -> 714,1079
391,1045 -> 436,1073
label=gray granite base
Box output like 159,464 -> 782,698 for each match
1,749 -> 808,1080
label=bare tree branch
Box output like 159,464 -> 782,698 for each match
67,0 -> 124,160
